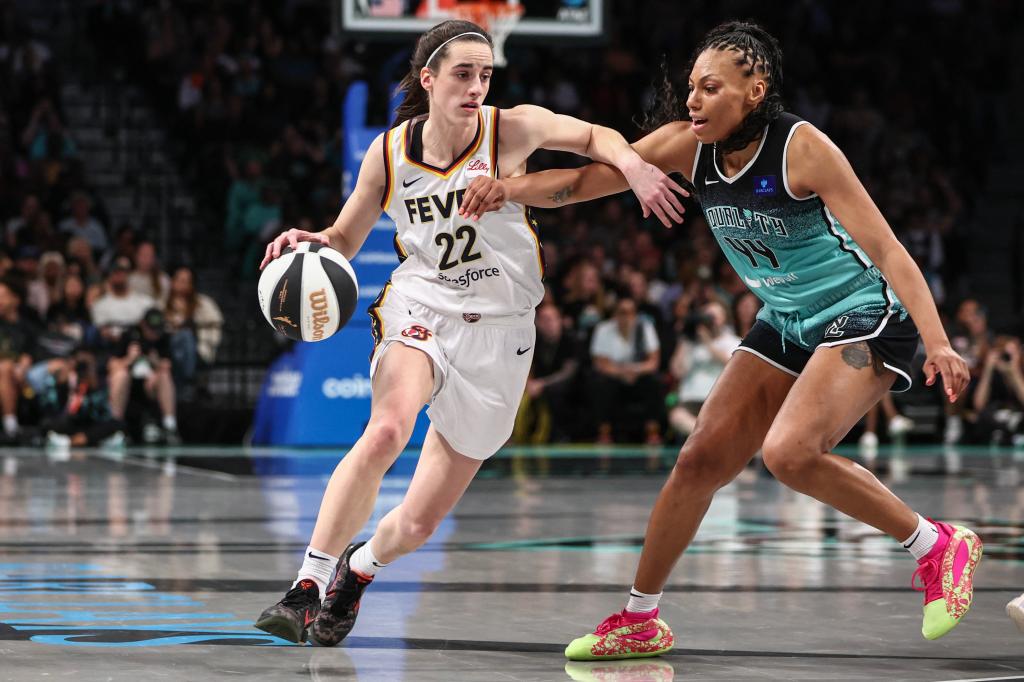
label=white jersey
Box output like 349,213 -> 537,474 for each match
379,106 -> 545,320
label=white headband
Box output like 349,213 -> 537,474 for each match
425,32 -> 488,69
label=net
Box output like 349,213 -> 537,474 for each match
450,1 -> 523,67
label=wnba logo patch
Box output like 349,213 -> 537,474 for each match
753,175 -> 777,196
401,325 -> 432,341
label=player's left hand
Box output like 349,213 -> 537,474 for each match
923,343 -> 970,403
620,159 -> 689,228
460,176 -> 508,221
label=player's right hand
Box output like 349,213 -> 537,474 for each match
459,176 -> 508,221
260,228 -> 331,270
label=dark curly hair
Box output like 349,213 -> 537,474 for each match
642,21 -> 784,155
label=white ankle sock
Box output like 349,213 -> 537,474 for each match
3,414 -> 17,435
902,514 -> 940,561
293,545 -> 339,600
625,587 -> 662,613
349,540 -> 387,578
162,415 -> 177,431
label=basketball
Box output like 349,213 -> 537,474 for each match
257,242 -> 359,342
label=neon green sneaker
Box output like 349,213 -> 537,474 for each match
565,609 -> 674,661
912,521 -> 983,640
564,659 -> 675,681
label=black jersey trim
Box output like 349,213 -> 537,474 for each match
820,204 -> 872,271
491,107 -> 500,179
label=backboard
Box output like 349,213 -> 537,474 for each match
340,0 -> 605,38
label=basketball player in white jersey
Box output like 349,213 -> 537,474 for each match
253,19 -> 687,645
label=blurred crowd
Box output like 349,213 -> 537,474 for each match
0,17 -> 224,447
0,0 -> 1010,446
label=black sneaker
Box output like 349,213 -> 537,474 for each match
254,578 -> 320,643
310,542 -> 373,646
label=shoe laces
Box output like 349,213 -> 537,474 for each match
282,579 -> 318,608
595,612 -> 630,635
911,556 -> 939,592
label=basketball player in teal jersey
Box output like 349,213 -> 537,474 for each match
251,20 -> 684,645
461,21 -> 980,658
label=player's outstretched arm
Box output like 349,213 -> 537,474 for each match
501,106 -> 688,225
260,133 -> 386,269
461,121 -> 694,220
791,124 -> 970,402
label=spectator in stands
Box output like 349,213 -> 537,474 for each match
513,301 -> 580,444
668,300 -> 740,439
91,256 -> 155,345
99,225 -> 138,273
0,279 -> 35,440
46,273 -> 98,351
41,351 -> 125,450
971,337 -> 1024,446
128,240 -> 170,303
108,307 -> 179,444
224,157 -> 265,251
58,191 -> 108,256
858,395 -> 916,455
589,296 -> 663,445
20,99 -> 76,162
65,235 -> 103,287
5,194 -> 42,249
947,298 -> 993,443
732,290 -> 761,338
561,259 -> 607,335
164,265 -> 224,389
25,249 -> 64,319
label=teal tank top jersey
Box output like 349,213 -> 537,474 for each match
691,112 -> 908,349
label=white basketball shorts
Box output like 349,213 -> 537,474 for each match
368,286 -> 535,459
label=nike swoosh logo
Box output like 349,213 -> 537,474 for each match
308,551 -> 331,561
402,177 -> 421,188
516,347 -> 531,356
705,179 -> 719,185
903,530 -> 921,548
743,276 -> 762,288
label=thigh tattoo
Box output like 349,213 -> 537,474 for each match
840,341 -> 886,376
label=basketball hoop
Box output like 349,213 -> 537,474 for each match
451,1 -> 523,67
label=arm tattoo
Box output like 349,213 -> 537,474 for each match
840,341 -> 886,376
548,185 -> 574,204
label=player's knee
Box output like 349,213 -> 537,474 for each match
0,360 -> 13,377
362,418 -> 410,458
761,433 -> 820,484
398,513 -> 439,546
670,441 -> 735,493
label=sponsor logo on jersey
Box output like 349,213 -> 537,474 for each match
753,175 -> 777,196
404,189 -> 467,224
437,266 -> 502,288
401,325 -> 433,341
466,158 -> 490,178
322,374 -> 373,399
825,315 -> 850,338
743,272 -> 800,289
463,313 -> 481,323
705,204 -> 788,236
308,288 -> 330,341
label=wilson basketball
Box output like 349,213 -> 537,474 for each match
257,242 -> 359,342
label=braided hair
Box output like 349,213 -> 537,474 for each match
642,21 -> 784,154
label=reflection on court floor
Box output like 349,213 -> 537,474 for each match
1,445 -> 1023,680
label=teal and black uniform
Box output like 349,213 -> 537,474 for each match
691,112 -> 917,390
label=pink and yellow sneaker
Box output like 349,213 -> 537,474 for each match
564,609 -> 674,661
912,520 -> 983,640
